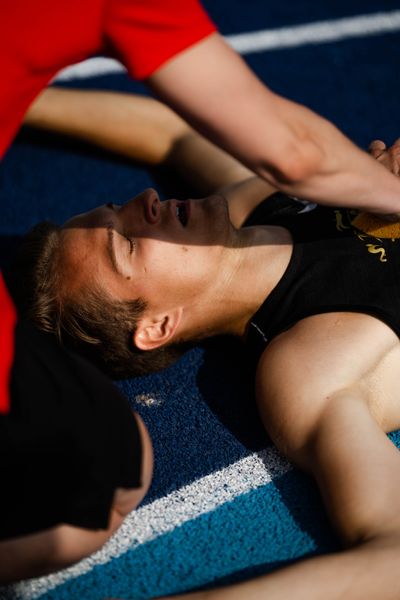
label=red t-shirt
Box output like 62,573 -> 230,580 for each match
0,0 -> 216,158
0,0 -> 216,411
0,275 -> 16,414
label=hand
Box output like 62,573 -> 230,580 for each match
369,139 -> 400,176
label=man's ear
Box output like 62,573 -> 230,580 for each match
133,308 -> 183,351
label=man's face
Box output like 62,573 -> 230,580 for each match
60,188 -> 233,314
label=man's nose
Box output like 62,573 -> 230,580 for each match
123,188 -> 160,224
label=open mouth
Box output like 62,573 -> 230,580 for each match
176,201 -> 189,226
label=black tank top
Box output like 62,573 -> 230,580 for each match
244,193 -> 400,361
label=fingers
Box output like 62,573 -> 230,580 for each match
368,139 -> 386,158
368,139 -> 400,176
391,138 -> 400,157
387,138 -> 400,176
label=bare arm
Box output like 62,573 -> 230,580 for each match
216,136 -> 400,226
166,397 -> 400,600
24,87 -> 275,225
0,508 -> 131,584
149,33 -> 400,215
154,314 -> 400,600
24,87 -> 256,194
24,87 -> 190,166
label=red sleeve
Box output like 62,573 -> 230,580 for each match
0,273 -> 16,414
103,0 -> 217,80
0,0 -> 103,158
0,0 -> 216,156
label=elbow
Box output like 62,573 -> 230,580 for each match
257,138 -> 325,191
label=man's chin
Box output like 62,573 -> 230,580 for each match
208,194 -> 236,243
203,194 -> 230,218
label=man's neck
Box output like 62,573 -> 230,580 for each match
230,224 -> 293,336
187,224 -> 293,340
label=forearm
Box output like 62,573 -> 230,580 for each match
150,33 -> 400,214
24,87 -> 189,164
163,535 -> 400,600
267,96 -> 400,214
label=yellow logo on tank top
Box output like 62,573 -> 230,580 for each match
333,209 -> 400,263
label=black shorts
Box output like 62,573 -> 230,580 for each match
0,321 -> 143,541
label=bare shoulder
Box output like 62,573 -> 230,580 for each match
255,312 -> 400,455
256,312 -> 400,550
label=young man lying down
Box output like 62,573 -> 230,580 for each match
10,87 -> 400,598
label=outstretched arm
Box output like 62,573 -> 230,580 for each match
149,33 -> 400,215
24,87 -> 256,193
25,87 -> 190,166
24,87 -> 275,226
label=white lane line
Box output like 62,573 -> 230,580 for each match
53,57 -> 126,81
54,10 -> 400,82
227,10 -> 400,54
5,448 -> 291,600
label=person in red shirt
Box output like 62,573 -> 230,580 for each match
0,279 -> 15,415
1,0 -> 400,212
